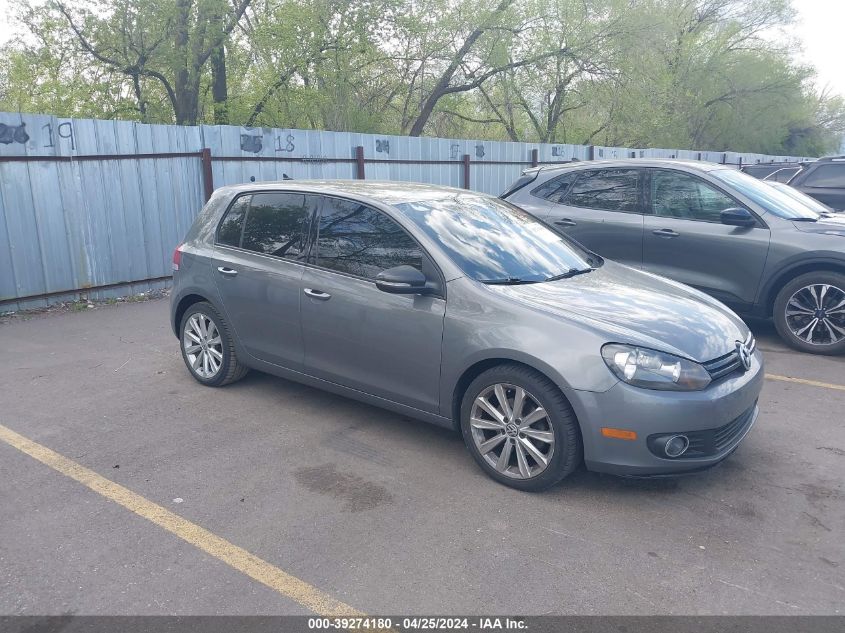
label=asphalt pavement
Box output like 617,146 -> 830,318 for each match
0,299 -> 843,615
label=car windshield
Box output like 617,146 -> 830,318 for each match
767,181 -> 833,214
712,168 -> 820,220
393,193 -> 596,283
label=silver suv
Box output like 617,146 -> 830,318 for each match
171,181 -> 762,489
503,160 -> 845,354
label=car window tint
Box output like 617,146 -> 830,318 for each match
567,169 -> 640,212
315,198 -> 422,279
652,170 -> 736,222
530,172 -> 578,203
803,164 -> 845,188
241,193 -> 315,260
217,195 -> 250,247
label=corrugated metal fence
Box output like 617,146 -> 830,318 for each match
0,111 -> 812,311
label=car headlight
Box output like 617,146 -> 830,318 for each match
601,344 -> 711,391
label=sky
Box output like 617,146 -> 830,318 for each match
785,0 -> 845,97
0,0 -> 843,97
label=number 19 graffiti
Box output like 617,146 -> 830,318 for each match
41,122 -> 76,150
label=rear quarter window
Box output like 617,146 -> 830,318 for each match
216,195 -> 250,247
530,172 -> 578,203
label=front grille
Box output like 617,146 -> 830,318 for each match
702,333 -> 755,381
648,402 -> 757,459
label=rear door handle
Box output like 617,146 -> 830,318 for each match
554,219 -> 577,227
303,288 -> 331,301
217,266 -> 238,276
652,228 -> 679,238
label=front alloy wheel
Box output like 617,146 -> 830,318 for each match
469,383 -> 555,479
774,272 -> 845,355
461,364 -> 581,491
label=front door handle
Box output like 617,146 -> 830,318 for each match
304,288 -> 331,301
652,228 -> 679,238
217,266 -> 238,276
554,218 -> 577,227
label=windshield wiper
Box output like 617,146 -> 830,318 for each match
791,217 -> 818,222
545,268 -> 594,282
480,277 -> 541,285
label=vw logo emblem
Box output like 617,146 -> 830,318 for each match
737,342 -> 752,371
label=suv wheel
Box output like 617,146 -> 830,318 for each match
460,364 -> 581,491
180,301 -> 249,386
773,272 -> 845,355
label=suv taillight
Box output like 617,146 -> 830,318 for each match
172,245 -> 184,271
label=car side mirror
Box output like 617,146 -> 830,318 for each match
720,208 -> 757,227
375,265 -> 430,295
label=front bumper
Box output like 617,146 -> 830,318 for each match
570,349 -> 764,476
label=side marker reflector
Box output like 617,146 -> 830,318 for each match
601,427 -> 638,440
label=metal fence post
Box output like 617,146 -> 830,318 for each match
462,154 -> 471,189
201,148 -> 214,202
531,148 -> 539,167
587,145 -> 595,160
355,146 -> 366,179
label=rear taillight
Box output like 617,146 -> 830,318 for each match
172,245 -> 183,271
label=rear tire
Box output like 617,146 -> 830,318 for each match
179,301 -> 249,386
773,271 -> 845,355
460,364 -> 581,491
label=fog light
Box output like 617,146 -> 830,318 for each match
663,434 -> 689,458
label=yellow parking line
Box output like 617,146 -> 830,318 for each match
766,374 -> 845,392
0,423 -> 363,617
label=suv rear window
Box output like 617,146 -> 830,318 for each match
802,164 -> 845,188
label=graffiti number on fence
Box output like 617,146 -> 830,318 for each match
275,134 -> 295,152
40,122 -> 75,150
376,139 -> 390,154
475,144 -> 485,158
450,144 -> 460,159
0,122 -> 30,145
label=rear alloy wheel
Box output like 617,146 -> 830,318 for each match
461,364 -> 581,491
180,301 -> 249,386
774,272 -> 845,355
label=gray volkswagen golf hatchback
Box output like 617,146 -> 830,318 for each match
503,160 -> 845,355
171,181 -> 762,490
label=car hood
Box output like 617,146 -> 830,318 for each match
792,214 -> 845,236
485,261 -> 748,362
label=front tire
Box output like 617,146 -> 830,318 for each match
460,364 -> 581,491
773,272 -> 845,355
179,301 -> 249,386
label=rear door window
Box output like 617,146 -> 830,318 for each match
566,169 -> 641,213
240,193 -> 317,260
803,164 -> 845,188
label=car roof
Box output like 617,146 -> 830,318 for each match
530,158 -> 731,175
214,179 -> 479,206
